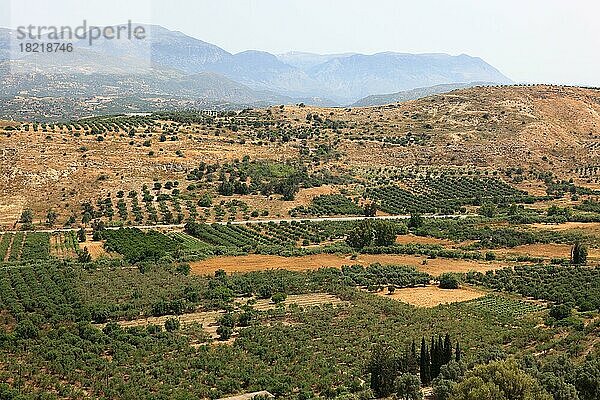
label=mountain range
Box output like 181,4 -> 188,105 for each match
351,82 -> 502,107
0,24 -> 512,111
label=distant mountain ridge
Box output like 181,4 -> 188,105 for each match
304,52 -> 510,102
0,24 -> 512,110
276,52 -> 358,71
351,82 -> 499,107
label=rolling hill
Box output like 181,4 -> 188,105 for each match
2,85 -> 600,217
351,82 -> 498,107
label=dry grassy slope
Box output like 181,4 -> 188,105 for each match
1,85 -> 599,226
0,121 -> 19,128
278,85 -> 600,171
0,128 -> 297,225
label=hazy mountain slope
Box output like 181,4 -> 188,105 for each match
2,85 -> 600,218
0,63 -> 289,103
74,24 -> 231,73
6,47 -> 167,75
208,50 -> 511,104
351,82 -> 498,107
0,24 -> 513,108
277,51 -> 357,70
0,25 -> 290,107
0,28 -> 14,61
308,52 -> 512,102
207,50 -> 319,96
66,26 -> 511,104
161,71 -> 292,103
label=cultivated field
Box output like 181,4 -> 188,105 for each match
395,234 -> 453,246
96,293 -> 347,339
190,253 -> 499,275
3,86 -> 600,230
493,243 -> 600,260
81,240 -> 111,259
375,285 -> 486,307
2,86 -> 600,399
528,222 -> 600,232
49,232 -> 79,259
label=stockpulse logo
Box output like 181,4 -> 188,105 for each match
15,20 -> 147,52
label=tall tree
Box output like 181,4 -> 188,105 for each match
77,227 -> 86,242
372,220 -> 397,246
430,336 -> 440,379
346,220 -> 375,249
420,337 -> 431,385
77,247 -> 91,263
408,213 -> 423,229
369,344 -> 398,397
408,339 -> 418,374
570,241 -> 588,265
455,342 -> 461,363
363,201 -> 377,217
46,210 -> 58,227
444,333 -> 452,364
20,209 -> 33,224
437,336 -> 445,377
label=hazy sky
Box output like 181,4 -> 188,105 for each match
2,0 -> 599,86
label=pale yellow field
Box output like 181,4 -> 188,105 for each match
190,253 -> 498,276
376,285 -> 486,307
494,243 -> 600,260
81,241 -> 109,260
395,234 -> 453,246
528,222 -> 600,231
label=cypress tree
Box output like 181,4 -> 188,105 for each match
410,339 -> 418,373
455,342 -> 461,363
438,336 -> 445,376
571,241 -> 588,265
430,336 -> 443,378
430,336 -> 436,379
430,336 -> 439,379
430,336 -> 435,365
444,333 -> 452,364
420,337 -> 431,385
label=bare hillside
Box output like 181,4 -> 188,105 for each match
278,85 -> 600,171
1,85 -> 599,227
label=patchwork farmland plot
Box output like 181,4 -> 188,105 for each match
366,177 -> 532,215
8,232 -> 24,262
50,231 -> 80,259
184,223 -> 275,249
101,228 -> 179,263
21,233 -> 51,261
1,232 -> 50,262
376,285 -> 486,308
0,233 -> 12,261
463,295 -> 545,319
0,262 -> 80,322
96,293 -> 348,339
292,194 -> 365,216
170,231 -> 213,252
184,220 -> 359,250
